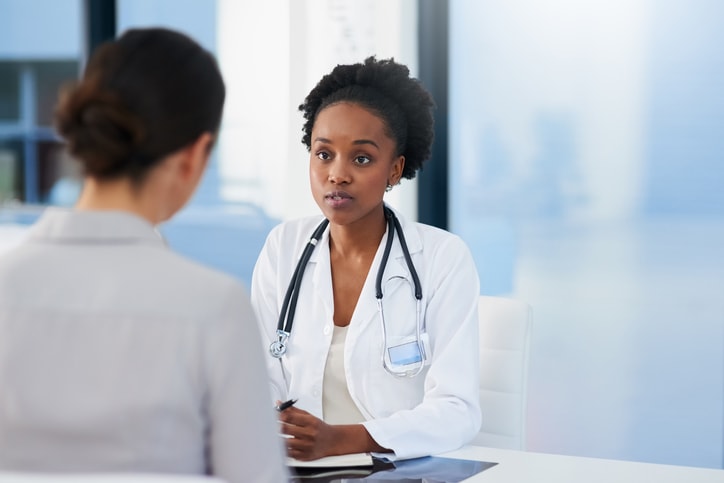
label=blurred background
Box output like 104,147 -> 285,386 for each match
0,0 -> 722,470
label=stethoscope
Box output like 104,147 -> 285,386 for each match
269,206 -> 427,378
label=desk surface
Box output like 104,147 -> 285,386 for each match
442,446 -> 724,483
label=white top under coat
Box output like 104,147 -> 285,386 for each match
322,324 -> 365,425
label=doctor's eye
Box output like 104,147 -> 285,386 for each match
316,151 -> 332,161
353,155 -> 372,165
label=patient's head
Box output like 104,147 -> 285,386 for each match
55,28 -> 225,186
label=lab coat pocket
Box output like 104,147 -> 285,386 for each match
385,333 -> 432,368
365,332 -> 430,417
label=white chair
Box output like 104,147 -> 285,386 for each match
470,295 -> 533,450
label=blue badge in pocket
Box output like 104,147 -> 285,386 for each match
388,339 -> 424,366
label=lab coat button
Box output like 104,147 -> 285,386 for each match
323,325 -> 331,335
312,388 -> 320,397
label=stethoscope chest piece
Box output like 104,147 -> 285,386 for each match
269,341 -> 287,358
270,330 -> 290,358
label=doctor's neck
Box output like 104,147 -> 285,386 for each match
328,210 -> 387,259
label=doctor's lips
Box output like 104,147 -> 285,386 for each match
325,191 -> 352,200
324,190 -> 353,207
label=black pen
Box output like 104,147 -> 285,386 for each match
276,398 -> 297,412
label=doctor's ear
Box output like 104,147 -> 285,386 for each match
388,155 -> 405,188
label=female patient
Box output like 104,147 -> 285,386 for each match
251,57 -> 481,461
0,28 -> 286,482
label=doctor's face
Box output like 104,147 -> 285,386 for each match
309,102 -> 404,228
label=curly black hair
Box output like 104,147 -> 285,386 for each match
299,57 -> 435,180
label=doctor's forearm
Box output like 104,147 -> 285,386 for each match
330,424 -> 391,455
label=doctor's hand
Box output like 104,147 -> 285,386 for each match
278,406 -> 389,460
278,405 -> 338,460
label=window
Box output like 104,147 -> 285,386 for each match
0,63 -> 21,121
449,0 -> 724,469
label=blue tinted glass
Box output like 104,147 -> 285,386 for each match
450,0 -> 724,469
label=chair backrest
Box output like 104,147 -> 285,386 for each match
470,295 -> 532,450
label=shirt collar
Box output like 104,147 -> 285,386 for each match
27,208 -> 166,246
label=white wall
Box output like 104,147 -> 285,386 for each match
215,0 -> 291,218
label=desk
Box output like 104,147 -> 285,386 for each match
442,446 -> 724,483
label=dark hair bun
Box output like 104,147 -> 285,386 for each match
55,77 -> 145,178
53,28 -> 225,184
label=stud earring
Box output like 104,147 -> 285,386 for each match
385,184 -> 393,192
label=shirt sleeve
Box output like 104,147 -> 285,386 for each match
202,283 -> 289,483
362,234 -> 482,459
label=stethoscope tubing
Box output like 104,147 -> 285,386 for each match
270,206 -> 425,377
270,218 -> 328,358
388,209 -> 422,300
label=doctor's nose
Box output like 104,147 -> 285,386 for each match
328,164 -> 351,185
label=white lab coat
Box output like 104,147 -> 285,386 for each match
251,206 -> 481,459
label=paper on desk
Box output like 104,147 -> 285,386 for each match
287,452 -> 374,468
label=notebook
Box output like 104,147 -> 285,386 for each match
288,453 -> 392,480
288,454 -> 497,482
288,453 -> 375,468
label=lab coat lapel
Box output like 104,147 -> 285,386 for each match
351,228 -> 399,329
351,209 -> 423,329
308,229 -> 334,320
